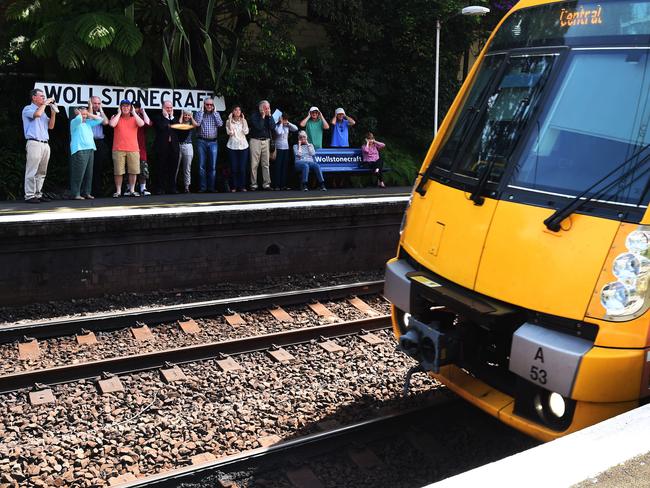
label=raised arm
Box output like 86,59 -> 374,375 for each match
109,111 -> 121,128
299,114 -> 310,127
320,114 -> 329,130
48,107 -> 56,129
141,108 -> 151,126
132,110 -> 145,127
346,116 -> 356,126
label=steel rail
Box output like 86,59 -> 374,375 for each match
0,315 -> 391,394
110,403 -> 442,488
0,280 -> 384,344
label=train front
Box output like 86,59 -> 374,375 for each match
385,0 -> 650,441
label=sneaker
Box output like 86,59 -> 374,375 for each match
320,184 -> 327,191
184,188 -> 190,193
73,195 -> 85,200
124,191 -> 140,197
141,190 -> 151,196
112,192 -> 121,198
82,195 -> 95,200
25,197 -> 41,204
300,183 -> 308,191
378,181 -> 386,188
39,195 -> 52,202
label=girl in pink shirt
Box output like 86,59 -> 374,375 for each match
361,132 -> 386,188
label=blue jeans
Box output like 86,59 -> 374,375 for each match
229,148 -> 249,190
197,139 -> 218,191
273,149 -> 290,188
295,161 -> 324,184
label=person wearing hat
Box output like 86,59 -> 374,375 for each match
330,108 -> 356,147
299,106 -> 329,149
69,104 -> 103,200
109,99 -> 145,197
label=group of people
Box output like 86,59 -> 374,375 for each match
20,89 -> 387,203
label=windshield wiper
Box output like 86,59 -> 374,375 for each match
544,142 -> 650,231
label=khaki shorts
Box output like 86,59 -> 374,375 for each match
112,151 -> 140,175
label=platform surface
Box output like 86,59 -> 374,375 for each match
0,186 -> 410,222
429,403 -> 650,488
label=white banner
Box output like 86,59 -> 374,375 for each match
33,82 -> 225,111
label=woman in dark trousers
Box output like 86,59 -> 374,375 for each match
361,132 -> 386,188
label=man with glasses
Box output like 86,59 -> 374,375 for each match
22,89 -> 57,203
194,98 -> 223,192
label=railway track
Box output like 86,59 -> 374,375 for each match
108,404 -> 444,488
0,280 -> 384,343
0,281 -> 538,487
0,316 -> 390,394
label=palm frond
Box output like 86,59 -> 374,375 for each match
57,29 -> 91,69
113,15 -> 144,56
75,12 -> 118,49
161,37 -> 176,87
5,0 -> 40,22
30,21 -> 59,57
91,49 -> 125,83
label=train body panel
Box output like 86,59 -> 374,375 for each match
401,181 -> 498,290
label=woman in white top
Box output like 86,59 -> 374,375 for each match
273,113 -> 298,190
225,105 -> 250,192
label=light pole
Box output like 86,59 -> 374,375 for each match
435,5 -> 490,136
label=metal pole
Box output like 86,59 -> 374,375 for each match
435,19 -> 441,136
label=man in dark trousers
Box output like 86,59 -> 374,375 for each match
151,99 -> 180,194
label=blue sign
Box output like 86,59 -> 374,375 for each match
314,148 -> 364,173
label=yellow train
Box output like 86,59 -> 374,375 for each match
385,0 -> 650,441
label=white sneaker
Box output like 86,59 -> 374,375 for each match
141,190 -> 151,196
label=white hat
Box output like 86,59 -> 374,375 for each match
309,106 -> 319,112
335,107 -> 345,115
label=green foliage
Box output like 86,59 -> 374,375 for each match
380,139 -> 424,187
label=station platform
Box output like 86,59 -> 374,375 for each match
431,403 -> 650,488
0,187 -> 410,306
0,186 -> 409,221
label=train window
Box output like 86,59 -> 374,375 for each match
433,54 -> 505,170
511,50 -> 650,206
453,54 -> 558,183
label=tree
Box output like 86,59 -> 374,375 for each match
3,0 -> 276,89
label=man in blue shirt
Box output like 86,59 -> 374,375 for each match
22,88 -> 57,203
194,98 -> 223,192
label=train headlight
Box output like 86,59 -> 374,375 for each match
403,312 -> 412,328
598,225 -> 650,319
548,392 -> 566,418
625,230 -> 650,254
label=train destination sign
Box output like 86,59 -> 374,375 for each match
559,5 -> 603,27
490,0 -> 650,51
33,82 -> 225,111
